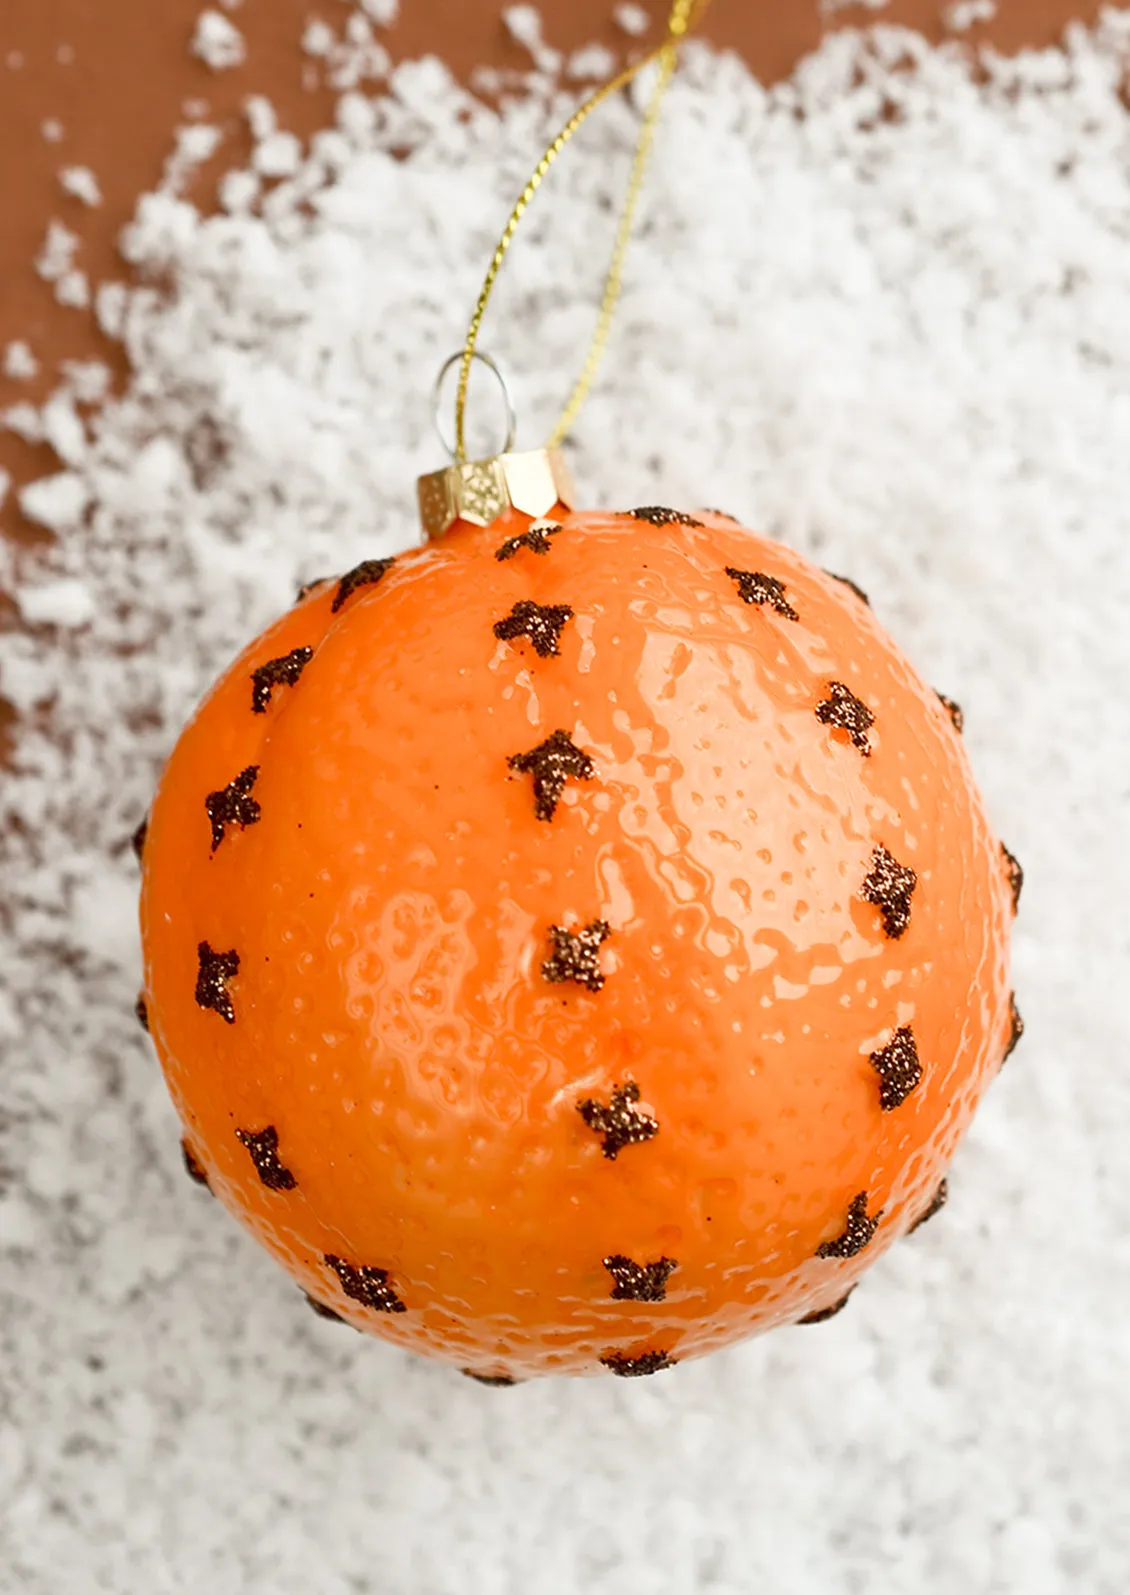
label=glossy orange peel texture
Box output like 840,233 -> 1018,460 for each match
139,507 -> 1018,1381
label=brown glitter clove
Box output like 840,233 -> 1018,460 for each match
194,942 -> 240,1024
205,765 -> 261,853
236,1125 -> 298,1192
331,557 -> 396,613
577,1080 -> 658,1160
1001,843 -> 1024,913
324,1255 -> 407,1314
816,681 -> 876,756
495,521 -> 563,561
603,1254 -> 678,1303
600,1349 -> 678,1377
724,567 -> 799,621
493,600 -> 575,659
798,1287 -> 857,1325
295,577 -> 331,602
543,920 -> 611,993
462,1371 -> 519,1387
860,845 -> 918,940
825,571 -> 872,606
251,647 -> 314,714
131,818 -> 148,861
816,1192 -> 882,1259
936,691 -> 965,734
304,1292 -> 348,1325
626,507 -> 704,528
869,1026 -> 924,1111
509,730 -> 595,821
181,1139 -> 211,1191
135,994 -> 149,1033
909,1178 -> 949,1234
1004,993 -> 1025,1061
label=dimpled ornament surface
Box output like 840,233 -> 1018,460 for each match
139,507 -> 1017,1381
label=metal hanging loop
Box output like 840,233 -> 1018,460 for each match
432,349 -> 517,463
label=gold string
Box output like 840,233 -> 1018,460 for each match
453,0 -> 710,463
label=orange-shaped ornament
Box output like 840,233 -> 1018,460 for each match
139,446 -> 1021,1381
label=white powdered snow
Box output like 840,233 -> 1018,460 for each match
614,3 -> 651,37
34,218 -> 79,282
3,340 -> 39,381
190,9 -> 247,72
59,165 -> 104,208
1,10 -> 1129,1595
944,0 -> 998,31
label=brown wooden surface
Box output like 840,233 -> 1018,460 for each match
0,0 -> 1106,538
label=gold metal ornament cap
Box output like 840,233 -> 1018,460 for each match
417,447 -> 577,541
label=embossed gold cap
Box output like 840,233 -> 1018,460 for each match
417,448 -> 577,542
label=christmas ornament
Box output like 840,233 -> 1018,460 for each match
137,0 -> 1021,1381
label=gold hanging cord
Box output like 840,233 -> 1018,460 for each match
452,0 -> 711,463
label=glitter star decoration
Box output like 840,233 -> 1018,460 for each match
235,1125 -> 298,1191
860,844 -> 918,940
600,1349 -> 677,1377
626,506 -> 704,528
508,730 -> 595,821
603,1254 -> 678,1303
798,1287 -> 857,1325
869,1026 -> 924,1111
936,690 -> 965,733
816,1192 -> 883,1259
194,941 -> 240,1024
909,1177 -> 949,1234
816,680 -> 876,756
181,1139 -> 211,1190
331,557 -> 396,613
576,1080 -> 658,1160
1004,992 -> 1025,1061
543,919 -> 611,993
724,567 -> 799,621
1001,843 -> 1024,913
324,1255 -> 407,1314
493,600 -> 575,658
251,646 -> 314,713
495,520 -> 563,561
205,765 -> 261,852
825,571 -> 871,606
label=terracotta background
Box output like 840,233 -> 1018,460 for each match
0,0 -> 1104,582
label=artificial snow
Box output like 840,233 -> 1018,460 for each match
17,470 -> 90,531
3,340 -> 39,381
504,4 -> 564,74
190,9 -> 247,72
614,2 -> 651,36
2,9 -> 1129,1595
59,164 -> 104,207
944,0 -> 998,30
53,269 -> 90,309
16,577 -> 96,629
34,218 -> 79,283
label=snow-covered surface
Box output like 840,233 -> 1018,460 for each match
2,9 -> 1129,1593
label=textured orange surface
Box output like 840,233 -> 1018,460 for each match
140,507 -> 1015,1379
